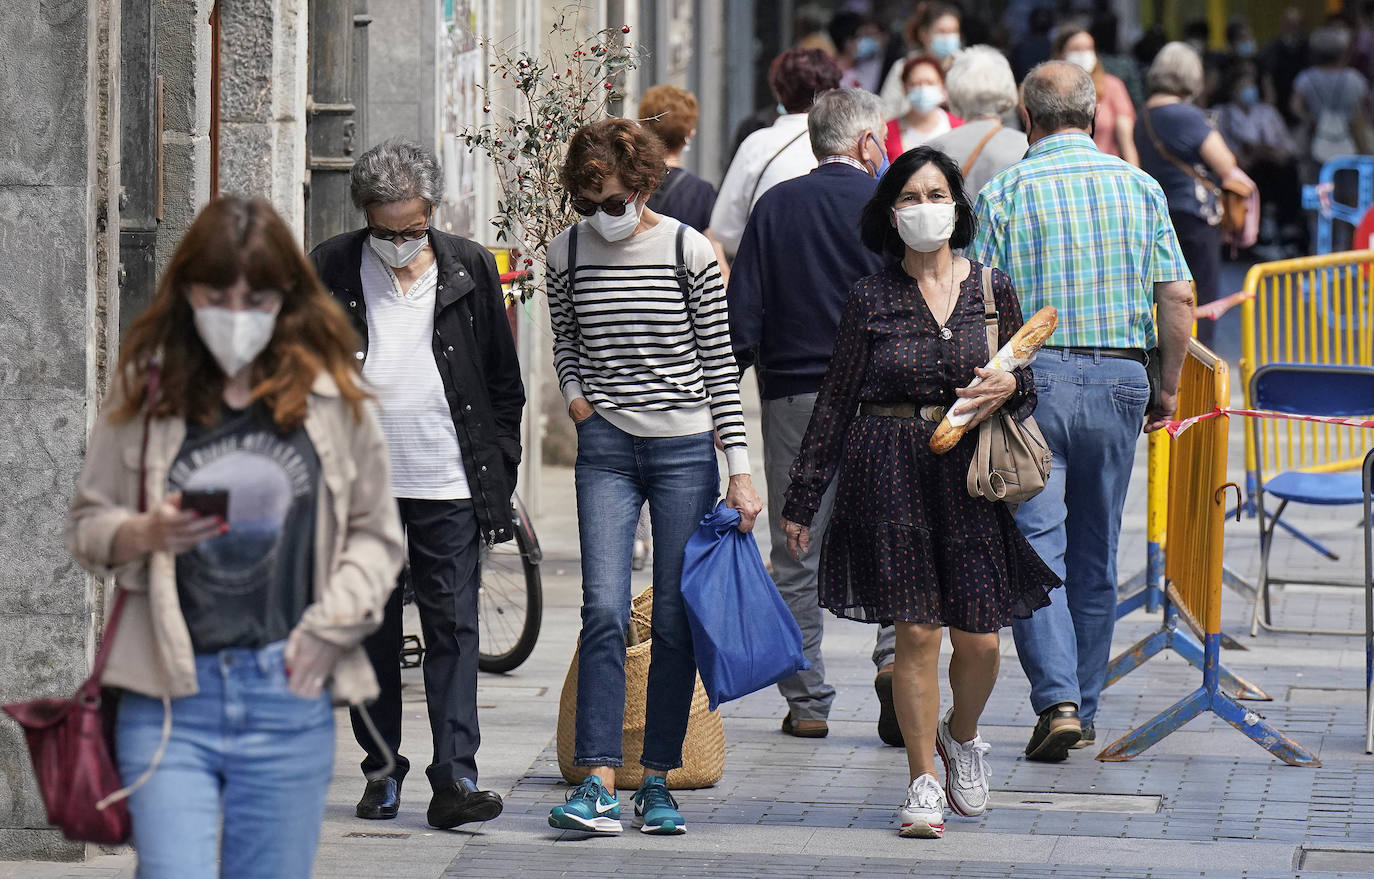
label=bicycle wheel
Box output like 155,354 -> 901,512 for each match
477,504 -> 542,673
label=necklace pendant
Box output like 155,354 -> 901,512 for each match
939,326 -> 953,340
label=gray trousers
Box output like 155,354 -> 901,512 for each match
761,395 -> 897,721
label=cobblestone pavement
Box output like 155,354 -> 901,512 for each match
5,385 -> 1372,879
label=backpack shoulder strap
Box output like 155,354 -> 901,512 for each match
980,264 -> 998,358
674,222 -> 692,303
567,223 -> 579,297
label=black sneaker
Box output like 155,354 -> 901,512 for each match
875,666 -> 904,747
427,778 -> 504,829
356,776 -> 401,820
1069,724 -> 1096,749
1025,703 -> 1081,762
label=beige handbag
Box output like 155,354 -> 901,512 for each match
556,586 -> 725,790
966,266 -> 1052,504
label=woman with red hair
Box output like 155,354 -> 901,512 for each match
884,55 -> 964,160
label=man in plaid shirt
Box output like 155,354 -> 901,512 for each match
966,61 -> 1194,762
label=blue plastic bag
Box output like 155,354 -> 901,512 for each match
681,501 -> 809,710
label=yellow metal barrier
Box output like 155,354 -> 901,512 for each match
1099,340 -> 1318,766
1240,250 -> 1374,488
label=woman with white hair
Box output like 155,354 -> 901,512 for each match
1134,42 -> 1240,349
927,46 -> 1030,198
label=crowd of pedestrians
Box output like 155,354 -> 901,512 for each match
56,4 -> 1366,876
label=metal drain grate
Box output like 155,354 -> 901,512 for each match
342,831 -> 411,839
1300,848 -> 1374,870
996,790 -> 1161,814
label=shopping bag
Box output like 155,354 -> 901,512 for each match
681,501 -> 809,710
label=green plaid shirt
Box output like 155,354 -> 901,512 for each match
966,132 -> 1191,350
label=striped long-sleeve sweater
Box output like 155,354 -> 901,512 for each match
546,218 -> 751,475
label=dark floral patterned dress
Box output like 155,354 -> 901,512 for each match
781,261 -> 1060,633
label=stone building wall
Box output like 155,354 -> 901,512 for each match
0,0 -> 120,860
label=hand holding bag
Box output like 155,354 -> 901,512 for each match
966,269 -> 1052,504
681,501 -> 809,710
1,369 -> 161,844
1142,107 -> 1252,232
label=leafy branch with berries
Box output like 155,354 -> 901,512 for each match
463,9 -> 642,302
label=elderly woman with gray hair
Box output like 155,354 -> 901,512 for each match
309,139 -> 525,829
1134,42 -> 1239,349
927,46 -> 1030,198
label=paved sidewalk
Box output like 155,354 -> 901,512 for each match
4,388 -> 1372,878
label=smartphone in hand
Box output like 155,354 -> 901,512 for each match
180,488 -> 229,520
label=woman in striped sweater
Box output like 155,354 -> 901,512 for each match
545,119 -> 763,837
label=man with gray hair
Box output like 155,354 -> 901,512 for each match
927,46 -> 1029,198
310,140 -> 525,827
728,88 -> 889,741
966,62 -> 1194,762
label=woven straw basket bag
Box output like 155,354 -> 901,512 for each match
556,586 -> 725,790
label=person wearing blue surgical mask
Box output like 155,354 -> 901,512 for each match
829,12 -> 887,93
1215,64 -> 1303,254
881,55 -> 963,160
878,4 -> 963,118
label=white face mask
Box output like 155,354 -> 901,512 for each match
1066,50 -> 1097,73
907,85 -> 945,114
586,197 -> 642,243
368,233 -> 429,268
193,305 -> 279,378
894,203 -> 956,253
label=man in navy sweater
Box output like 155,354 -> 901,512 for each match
728,88 -> 897,744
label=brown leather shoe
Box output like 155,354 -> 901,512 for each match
874,665 -> 904,747
781,712 -> 829,738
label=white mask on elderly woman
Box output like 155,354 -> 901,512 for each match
893,203 -> 956,253
368,234 -> 429,268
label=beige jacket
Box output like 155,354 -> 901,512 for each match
67,373 -> 404,705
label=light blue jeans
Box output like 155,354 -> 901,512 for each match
572,413 -> 719,771
115,640 -> 334,879
1010,349 -> 1149,728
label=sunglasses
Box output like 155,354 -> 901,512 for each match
570,191 -> 639,217
368,225 -> 430,243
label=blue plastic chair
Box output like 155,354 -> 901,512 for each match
1249,363 -> 1374,636
1301,156 -> 1374,254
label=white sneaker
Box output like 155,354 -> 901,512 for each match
898,773 -> 946,838
936,707 -> 992,817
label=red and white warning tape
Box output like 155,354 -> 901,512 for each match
1164,407 -> 1374,438
1193,289 -> 1254,321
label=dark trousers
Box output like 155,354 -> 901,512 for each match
1170,210 -> 1221,350
350,498 -> 482,791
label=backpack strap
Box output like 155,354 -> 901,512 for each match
980,264 -> 997,358
567,223 -> 579,297
674,223 -> 691,302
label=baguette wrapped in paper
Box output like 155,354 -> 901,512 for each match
929,305 -> 1058,454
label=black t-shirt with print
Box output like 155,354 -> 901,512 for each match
168,404 -> 320,653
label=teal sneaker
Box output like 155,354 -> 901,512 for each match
548,776 -> 622,833
633,775 -> 686,835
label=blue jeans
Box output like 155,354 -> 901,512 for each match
573,414 -> 719,771
115,641 -> 334,879
1010,350 -> 1149,727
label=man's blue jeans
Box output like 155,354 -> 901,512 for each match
115,640 -> 334,879
1010,349 -> 1149,728
573,414 -> 719,772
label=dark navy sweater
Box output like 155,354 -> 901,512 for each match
727,162 -> 886,399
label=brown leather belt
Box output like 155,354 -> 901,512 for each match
1044,346 -> 1147,365
860,402 -> 947,422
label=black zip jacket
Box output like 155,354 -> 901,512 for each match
310,228 -> 525,544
